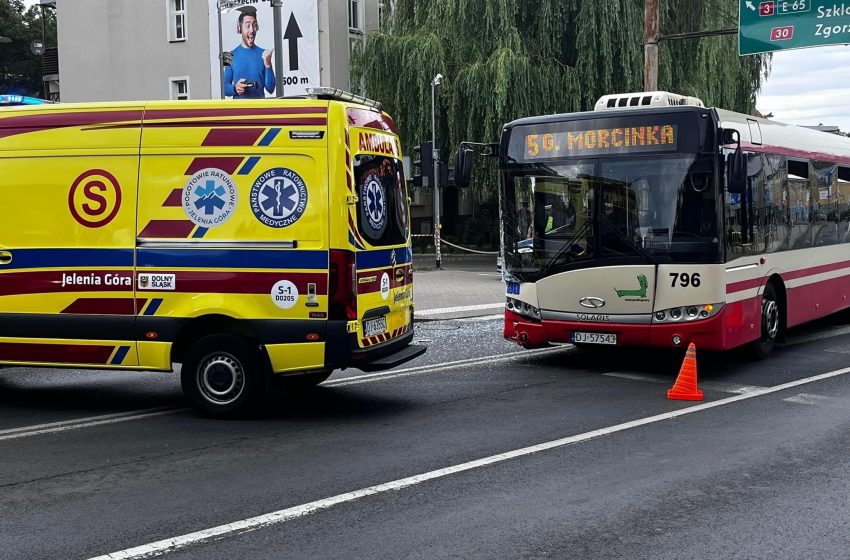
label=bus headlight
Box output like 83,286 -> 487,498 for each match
507,297 -> 541,322
652,303 -> 723,324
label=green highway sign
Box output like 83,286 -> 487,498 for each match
739,0 -> 850,55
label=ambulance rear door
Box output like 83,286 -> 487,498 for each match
348,124 -> 413,350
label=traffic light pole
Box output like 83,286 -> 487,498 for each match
431,74 -> 443,270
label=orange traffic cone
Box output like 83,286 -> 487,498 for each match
667,343 -> 704,401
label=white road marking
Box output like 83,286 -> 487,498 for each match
0,348 -> 566,442
325,347 -> 570,387
785,325 -> 850,347
783,392 -> 831,405
453,314 -> 504,323
602,372 -> 764,395
602,372 -> 667,384
824,342 -> 850,354
90,365 -> 850,560
0,407 -> 186,442
702,382 -> 765,395
415,303 -> 504,317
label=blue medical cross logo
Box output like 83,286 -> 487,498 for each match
366,183 -> 384,224
195,180 -> 226,216
261,179 -> 297,218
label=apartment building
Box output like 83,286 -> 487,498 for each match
55,0 -> 381,102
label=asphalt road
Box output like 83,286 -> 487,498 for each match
3,313 -> 850,559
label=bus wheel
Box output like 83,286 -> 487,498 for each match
181,334 -> 268,417
751,283 -> 780,360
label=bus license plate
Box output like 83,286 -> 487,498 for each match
363,316 -> 387,337
571,332 -> 617,345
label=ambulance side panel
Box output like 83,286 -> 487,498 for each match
135,101 -> 330,374
0,104 -> 143,368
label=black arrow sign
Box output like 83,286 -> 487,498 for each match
284,13 -> 303,71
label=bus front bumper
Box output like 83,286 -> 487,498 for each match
504,303 -> 759,352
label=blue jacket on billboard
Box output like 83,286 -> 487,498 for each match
224,45 -> 276,99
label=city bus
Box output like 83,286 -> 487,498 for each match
455,91 -> 850,358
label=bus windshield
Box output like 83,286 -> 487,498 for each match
503,154 -> 721,282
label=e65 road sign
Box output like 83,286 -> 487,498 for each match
739,0 -> 850,55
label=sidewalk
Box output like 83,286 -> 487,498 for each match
411,254 -> 506,321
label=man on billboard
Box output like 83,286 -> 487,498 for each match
224,6 -> 276,99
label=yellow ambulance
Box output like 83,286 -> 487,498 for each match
0,88 -> 425,416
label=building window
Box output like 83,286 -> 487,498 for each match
169,0 -> 186,42
348,0 -> 360,30
170,78 -> 189,100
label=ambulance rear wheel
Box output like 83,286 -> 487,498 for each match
181,334 -> 268,417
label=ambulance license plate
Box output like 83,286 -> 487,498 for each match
571,332 -> 617,345
363,316 -> 387,337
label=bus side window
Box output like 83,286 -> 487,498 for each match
763,154 -> 789,253
839,166 -> 850,244
787,159 -> 811,250
812,161 -> 838,247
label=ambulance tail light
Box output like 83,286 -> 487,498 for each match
329,249 -> 357,320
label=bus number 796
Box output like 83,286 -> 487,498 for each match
670,272 -> 701,288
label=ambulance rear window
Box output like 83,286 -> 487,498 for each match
354,155 -> 409,246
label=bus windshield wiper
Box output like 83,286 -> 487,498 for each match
539,218 -> 593,275
597,213 -> 663,265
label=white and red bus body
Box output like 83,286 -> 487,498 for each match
500,92 -> 850,355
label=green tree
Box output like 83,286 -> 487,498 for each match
352,0 -> 769,191
0,0 -> 57,97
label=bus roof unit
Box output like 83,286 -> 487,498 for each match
594,91 -> 705,111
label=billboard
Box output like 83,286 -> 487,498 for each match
209,0 -> 320,99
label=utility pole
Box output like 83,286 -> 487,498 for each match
644,0 -> 659,91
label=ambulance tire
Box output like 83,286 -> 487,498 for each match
181,334 -> 268,417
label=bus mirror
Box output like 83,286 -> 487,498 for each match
454,148 -> 474,188
726,149 -> 746,194
721,128 -> 739,147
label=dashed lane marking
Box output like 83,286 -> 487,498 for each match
325,346 -> 571,387
0,407 -> 187,442
784,325 -> 850,347
0,348 -> 570,442
783,392 -> 831,405
415,303 -> 504,317
602,372 -> 765,395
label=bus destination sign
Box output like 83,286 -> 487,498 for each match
521,124 -> 678,160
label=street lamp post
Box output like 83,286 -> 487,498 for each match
431,73 -> 443,270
